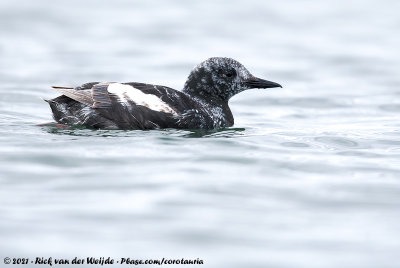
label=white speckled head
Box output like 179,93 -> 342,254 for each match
183,57 -> 281,101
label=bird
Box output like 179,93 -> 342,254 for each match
46,57 -> 281,130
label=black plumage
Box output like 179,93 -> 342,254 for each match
46,57 -> 281,130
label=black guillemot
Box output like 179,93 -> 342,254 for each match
46,57 -> 282,130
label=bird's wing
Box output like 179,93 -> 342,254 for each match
51,82 -> 114,108
122,82 -> 196,111
75,82 -> 101,91
49,82 -> 199,129
52,81 -> 194,110
51,86 -> 93,106
91,83 -> 113,108
95,82 -> 190,129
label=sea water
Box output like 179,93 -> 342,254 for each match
0,0 -> 399,267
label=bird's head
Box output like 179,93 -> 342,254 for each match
183,57 -> 281,102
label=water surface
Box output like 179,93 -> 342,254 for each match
1,0 -> 400,267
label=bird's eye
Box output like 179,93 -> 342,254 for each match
225,69 -> 236,78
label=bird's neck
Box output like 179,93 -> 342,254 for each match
183,87 -> 227,106
184,87 -> 233,122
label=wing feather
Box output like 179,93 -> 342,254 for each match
51,87 -> 93,106
91,83 -> 112,108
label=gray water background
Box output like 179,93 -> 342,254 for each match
0,0 -> 400,267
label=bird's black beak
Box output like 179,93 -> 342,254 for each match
245,77 -> 282,89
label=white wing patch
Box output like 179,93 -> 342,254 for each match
107,83 -> 176,114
